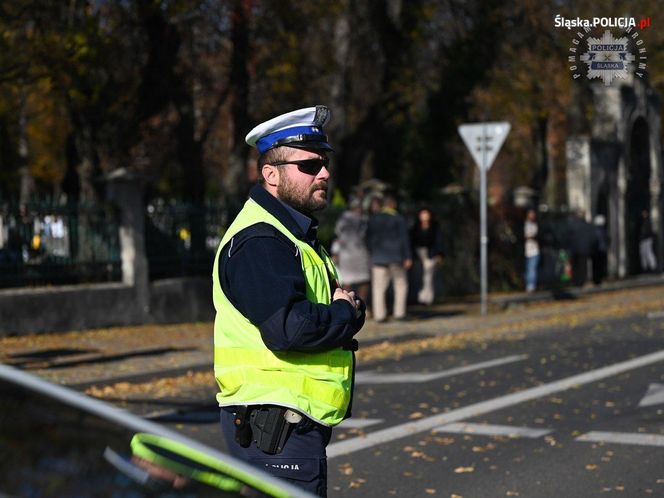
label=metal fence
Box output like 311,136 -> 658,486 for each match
0,201 -> 121,288
0,197 -> 345,288
145,200 -> 233,280
0,198 -> 237,288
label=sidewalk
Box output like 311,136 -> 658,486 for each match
2,273 -> 664,389
359,272 -> 664,342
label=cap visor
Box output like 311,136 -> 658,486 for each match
286,141 -> 334,152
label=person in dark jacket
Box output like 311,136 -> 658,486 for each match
411,208 -> 445,305
366,194 -> 412,322
213,105 -> 365,497
567,209 -> 596,286
592,214 -> 609,285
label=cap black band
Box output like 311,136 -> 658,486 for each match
270,133 -> 330,149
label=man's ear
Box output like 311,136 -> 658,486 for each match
261,164 -> 280,187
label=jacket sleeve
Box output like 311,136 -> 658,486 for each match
399,218 -> 412,260
433,227 -> 446,257
220,231 -> 364,353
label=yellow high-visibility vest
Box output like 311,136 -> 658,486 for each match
212,198 -> 353,426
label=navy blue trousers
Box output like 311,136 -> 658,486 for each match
220,408 -> 332,497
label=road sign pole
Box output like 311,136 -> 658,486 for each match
458,121 -> 510,317
480,124 -> 488,316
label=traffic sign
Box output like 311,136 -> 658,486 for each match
458,121 -> 510,316
458,122 -> 511,170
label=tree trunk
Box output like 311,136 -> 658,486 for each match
225,0 -> 252,210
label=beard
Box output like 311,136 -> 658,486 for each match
277,175 -> 328,214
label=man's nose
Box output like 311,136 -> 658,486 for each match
317,166 -> 331,180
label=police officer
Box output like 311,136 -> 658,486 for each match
213,105 -> 365,497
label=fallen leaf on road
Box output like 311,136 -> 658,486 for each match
349,479 -> 366,489
338,463 -> 354,476
454,466 -> 474,474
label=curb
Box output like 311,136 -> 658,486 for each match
490,273 -> 664,307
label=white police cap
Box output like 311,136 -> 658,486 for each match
245,105 -> 333,154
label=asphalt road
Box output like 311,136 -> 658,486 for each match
325,311 -> 664,497
147,304 -> 664,497
7,283 -> 664,497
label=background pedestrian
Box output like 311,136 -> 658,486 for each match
567,209 -> 596,287
592,214 -> 609,285
639,209 -> 657,272
523,208 -> 540,293
331,196 -> 371,304
366,194 -> 412,322
411,207 -> 445,305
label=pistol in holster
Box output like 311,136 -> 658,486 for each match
234,406 -> 302,455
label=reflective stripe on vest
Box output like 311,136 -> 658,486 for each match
212,198 -> 352,426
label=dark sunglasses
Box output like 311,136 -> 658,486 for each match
271,157 -> 330,175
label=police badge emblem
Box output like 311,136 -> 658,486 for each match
580,30 -> 636,86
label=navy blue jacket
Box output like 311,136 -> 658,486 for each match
366,209 -> 412,266
219,185 -> 365,353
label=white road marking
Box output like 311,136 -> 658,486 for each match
576,431 -> 664,447
638,382 -> 664,407
338,418 -> 384,429
355,354 -> 527,384
328,349 -> 664,458
647,310 -> 664,319
434,422 -> 552,439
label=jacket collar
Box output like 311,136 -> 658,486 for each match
249,184 -> 319,245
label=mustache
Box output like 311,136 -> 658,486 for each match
312,181 -> 328,191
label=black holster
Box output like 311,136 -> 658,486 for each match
249,406 -> 293,455
234,405 -> 253,448
233,405 -> 294,454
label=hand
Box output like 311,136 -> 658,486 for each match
333,288 -> 362,317
404,258 -> 413,270
333,287 -> 356,308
